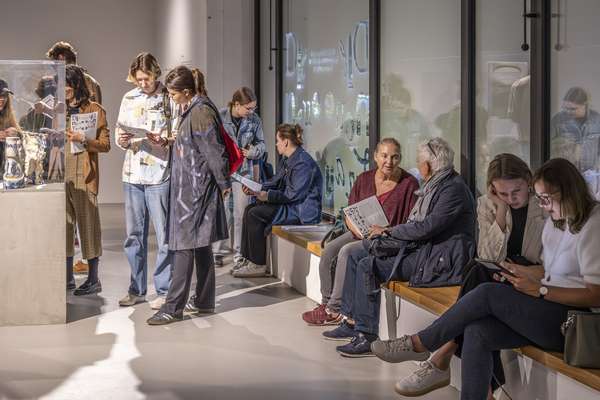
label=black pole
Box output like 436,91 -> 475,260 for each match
369,0 -> 380,168
275,0 -> 283,126
254,0 -> 261,109
530,0 -> 551,169
461,0 -> 476,193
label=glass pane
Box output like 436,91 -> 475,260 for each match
282,0 -> 369,214
381,0 -> 461,182
550,0 -> 600,199
0,60 -> 66,190
475,0 -> 530,194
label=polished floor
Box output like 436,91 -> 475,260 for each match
0,205 -> 458,400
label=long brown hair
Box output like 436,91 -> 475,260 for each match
277,123 -> 303,146
487,153 -> 532,188
533,158 -> 597,233
0,94 -> 18,130
165,66 -> 207,96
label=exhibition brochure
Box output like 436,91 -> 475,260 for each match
343,195 -> 389,239
231,172 -> 262,193
70,112 -> 98,154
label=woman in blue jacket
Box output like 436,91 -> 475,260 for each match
233,123 -> 323,278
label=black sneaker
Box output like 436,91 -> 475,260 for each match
73,280 -> 102,296
214,254 -> 225,267
184,295 -> 215,314
67,279 -> 76,290
322,320 -> 358,341
336,333 -> 377,358
147,311 -> 183,325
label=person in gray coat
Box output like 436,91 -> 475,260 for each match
324,137 -> 477,356
147,66 -> 230,325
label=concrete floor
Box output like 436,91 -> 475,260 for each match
0,204 -> 458,400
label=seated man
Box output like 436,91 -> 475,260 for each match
323,137 -> 477,357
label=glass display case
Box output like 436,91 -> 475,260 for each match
0,60 -> 65,190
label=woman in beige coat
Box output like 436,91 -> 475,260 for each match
392,153 -> 545,399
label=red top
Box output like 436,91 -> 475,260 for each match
348,168 -> 419,227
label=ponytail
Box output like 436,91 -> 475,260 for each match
191,68 -> 207,96
276,123 -> 303,146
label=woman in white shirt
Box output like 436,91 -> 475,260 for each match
370,158 -> 600,400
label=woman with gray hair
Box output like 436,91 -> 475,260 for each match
323,137 -> 477,357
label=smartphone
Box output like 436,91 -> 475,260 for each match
474,258 -> 516,277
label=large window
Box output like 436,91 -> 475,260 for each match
380,0 -> 461,180
282,0 -> 369,214
550,0 -> 600,198
475,0 -> 530,193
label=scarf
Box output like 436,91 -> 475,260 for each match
408,167 -> 455,222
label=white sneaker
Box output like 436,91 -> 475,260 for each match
232,261 -> 268,278
149,296 -> 166,310
395,360 -> 450,397
230,257 -> 248,275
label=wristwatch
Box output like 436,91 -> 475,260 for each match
539,285 -> 549,299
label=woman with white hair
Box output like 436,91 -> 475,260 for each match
324,137 -> 477,357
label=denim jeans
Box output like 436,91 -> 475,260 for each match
418,283 -> 574,400
124,180 -> 172,296
340,244 -> 415,335
213,181 -> 249,258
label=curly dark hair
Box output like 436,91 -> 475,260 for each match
65,65 -> 90,105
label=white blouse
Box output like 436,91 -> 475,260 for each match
541,204 -> 600,289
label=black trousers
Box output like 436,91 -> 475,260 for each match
161,246 -> 215,316
240,203 -> 279,265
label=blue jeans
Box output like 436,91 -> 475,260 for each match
340,244 -> 415,335
418,283 -> 574,400
124,180 -> 172,296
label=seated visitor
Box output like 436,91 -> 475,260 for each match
390,153 -> 546,397
323,137 -> 476,357
372,157 -> 600,400
302,138 -> 419,326
233,123 -> 323,278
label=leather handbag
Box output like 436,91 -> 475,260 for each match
561,310 -> 600,368
367,235 -> 410,259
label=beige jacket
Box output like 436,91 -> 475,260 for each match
477,194 -> 545,263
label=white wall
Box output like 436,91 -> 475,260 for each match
1,0 -> 255,204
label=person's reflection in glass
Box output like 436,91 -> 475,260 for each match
19,75 -> 57,132
381,78 -> 429,171
551,86 -> 600,172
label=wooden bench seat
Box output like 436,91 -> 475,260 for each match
384,281 -> 600,392
271,225 -> 326,257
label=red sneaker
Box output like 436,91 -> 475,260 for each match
302,304 -> 342,326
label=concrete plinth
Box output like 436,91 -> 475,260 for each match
0,183 -> 65,325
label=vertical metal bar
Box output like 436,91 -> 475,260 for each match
461,0 -> 476,193
254,0 -> 261,108
369,0 -> 381,168
275,0 -> 283,126
530,0 -> 551,169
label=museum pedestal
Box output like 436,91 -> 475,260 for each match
0,183 -> 65,325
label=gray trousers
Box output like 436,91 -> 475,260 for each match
319,231 -> 363,312
418,282 -> 575,400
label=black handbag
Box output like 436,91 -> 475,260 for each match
321,208 -> 347,248
366,235 -> 409,258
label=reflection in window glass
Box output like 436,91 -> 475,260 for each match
475,0 -> 530,194
0,61 -> 66,189
282,0 -> 369,214
551,0 -> 600,199
381,0 -> 461,182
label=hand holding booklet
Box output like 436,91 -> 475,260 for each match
70,112 -> 98,154
231,172 -> 262,193
116,122 -> 157,139
343,195 -> 389,239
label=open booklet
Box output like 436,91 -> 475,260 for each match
70,112 -> 98,154
343,195 -> 389,239
116,122 -> 158,139
231,172 -> 262,193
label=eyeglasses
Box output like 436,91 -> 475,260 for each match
534,191 -> 558,207
241,104 -> 257,113
426,140 -> 437,158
